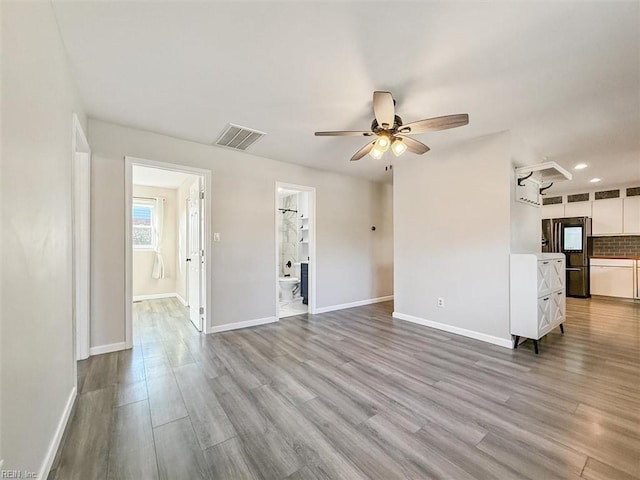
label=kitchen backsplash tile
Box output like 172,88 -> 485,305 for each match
592,236 -> 640,257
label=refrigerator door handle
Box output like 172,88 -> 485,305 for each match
566,268 -> 581,271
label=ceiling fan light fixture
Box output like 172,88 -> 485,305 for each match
391,138 -> 407,156
375,134 -> 390,151
369,146 -> 385,160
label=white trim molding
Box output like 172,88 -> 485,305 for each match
392,311 -> 513,349
175,293 -> 188,306
39,387 -> 76,479
210,316 -> 277,334
72,113 -> 91,362
133,292 -> 179,302
314,295 -> 394,314
89,342 -> 127,356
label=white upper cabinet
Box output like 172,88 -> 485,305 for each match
564,201 -> 592,218
592,198 -> 623,235
541,203 -> 564,219
623,196 -> 640,234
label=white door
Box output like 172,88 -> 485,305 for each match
187,181 -> 203,331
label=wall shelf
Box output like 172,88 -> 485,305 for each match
515,161 -> 572,208
516,161 -> 572,185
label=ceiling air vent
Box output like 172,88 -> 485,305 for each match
215,123 -> 265,151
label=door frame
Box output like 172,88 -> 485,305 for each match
72,113 -> 91,362
275,182 -> 317,319
125,156 -> 213,347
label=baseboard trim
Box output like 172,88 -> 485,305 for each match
314,295 -> 394,314
89,342 -> 127,356
39,386 -> 76,479
174,293 -> 188,306
210,316 -> 278,333
392,311 -> 513,349
133,292 -> 177,302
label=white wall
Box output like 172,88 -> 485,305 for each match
1,1 -> 86,475
394,132 -> 539,347
88,119 -> 393,346
132,185 -> 178,297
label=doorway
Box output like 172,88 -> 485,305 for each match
275,182 -> 316,318
125,157 -> 212,346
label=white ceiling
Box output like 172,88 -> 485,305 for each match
132,165 -> 196,189
52,1 -> 639,193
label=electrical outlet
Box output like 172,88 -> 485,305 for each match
437,297 -> 445,308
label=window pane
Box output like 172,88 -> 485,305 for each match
133,227 -> 152,246
133,206 -> 152,226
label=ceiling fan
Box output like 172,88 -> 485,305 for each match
315,91 -> 469,161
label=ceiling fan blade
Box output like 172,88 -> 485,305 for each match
315,130 -> 373,137
399,136 -> 430,155
399,114 -> 469,134
373,91 -> 395,129
351,141 -> 376,161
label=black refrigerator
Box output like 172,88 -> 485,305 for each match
542,216 -> 592,298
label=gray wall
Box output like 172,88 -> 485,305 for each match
1,1 -> 87,473
393,132 -> 540,345
88,120 -> 394,347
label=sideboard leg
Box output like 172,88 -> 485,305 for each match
560,324 -> 564,334
513,336 -> 520,349
533,339 -> 539,354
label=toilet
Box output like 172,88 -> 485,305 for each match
279,277 -> 299,301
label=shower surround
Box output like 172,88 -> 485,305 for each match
279,193 -> 299,277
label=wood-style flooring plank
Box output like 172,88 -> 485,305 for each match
146,372 -> 188,427
202,437 -> 260,480
153,417 -> 212,480
173,363 -> 236,449
581,456 -> 639,480
107,400 -> 158,480
53,387 -> 114,480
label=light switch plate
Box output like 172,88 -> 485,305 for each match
213,232 -> 220,242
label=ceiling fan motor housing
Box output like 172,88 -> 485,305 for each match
371,115 -> 403,134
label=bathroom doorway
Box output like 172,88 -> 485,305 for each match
275,182 -> 316,318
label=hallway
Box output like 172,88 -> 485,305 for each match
50,297 -> 639,479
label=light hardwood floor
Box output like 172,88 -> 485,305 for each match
49,297 -> 640,479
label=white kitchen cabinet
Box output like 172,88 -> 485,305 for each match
590,258 -> 635,299
592,198 -> 623,235
511,253 -> 566,354
564,201 -> 592,218
623,196 -> 640,234
541,203 -> 564,219
636,264 -> 640,299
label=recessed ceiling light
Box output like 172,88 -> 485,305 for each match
590,178 -> 601,183
574,163 -> 588,170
